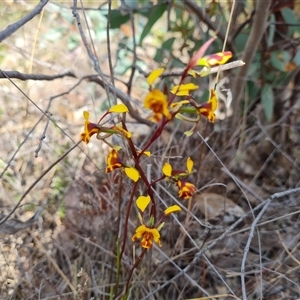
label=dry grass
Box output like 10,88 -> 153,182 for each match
1,1 -> 300,300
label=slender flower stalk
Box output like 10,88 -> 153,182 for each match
79,38 -> 241,297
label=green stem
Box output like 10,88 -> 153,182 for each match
125,248 -> 147,296
114,237 -> 121,298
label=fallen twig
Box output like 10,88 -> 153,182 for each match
0,70 -> 76,81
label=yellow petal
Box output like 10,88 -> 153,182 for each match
198,89 -> 218,122
132,224 -> 146,240
170,83 -> 199,96
173,90 -> 190,96
109,104 -> 129,113
162,162 -> 172,177
144,89 -> 171,119
136,150 -> 151,157
196,57 -> 210,67
199,51 -> 232,67
147,68 -> 165,85
113,125 -> 132,138
209,89 -> 218,111
83,111 -> 90,121
164,205 -> 181,216
124,167 -> 140,182
151,228 -> 161,245
186,157 -> 193,173
136,195 -> 151,212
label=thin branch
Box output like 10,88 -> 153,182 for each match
240,187 -> 300,299
240,198 -> 271,300
0,203 -> 45,234
0,70 -> 76,81
104,0 -> 118,108
144,187 -> 300,300
142,199 -> 266,300
184,0 -> 226,41
158,60 -> 245,78
34,112 -> 52,158
34,75 -> 89,157
0,0 -> 49,42
231,9 -> 255,42
87,75 -> 153,127
0,142 -> 80,227
216,0 -> 236,84
31,233 -> 77,295
72,0 -> 112,103
106,0 -> 116,89
126,9 -> 137,95
230,0 -> 271,125
1,70 -> 79,159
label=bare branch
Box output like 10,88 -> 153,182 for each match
0,204 -> 45,234
87,75 -> 153,127
0,0 -> 49,42
240,187 -> 300,299
146,186 -> 300,299
72,0 -> 115,109
126,9 -> 138,95
231,0 -> 271,125
159,60 -> 245,78
0,142 -> 80,227
184,0 -> 226,41
0,69 -> 76,81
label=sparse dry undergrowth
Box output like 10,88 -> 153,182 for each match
0,1 -> 300,300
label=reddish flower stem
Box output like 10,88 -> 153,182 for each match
137,117 -> 169,160
121,119 -> 157,218
136,72 -> 189,160
120,180 -> 138,261
149,175 -> 166,187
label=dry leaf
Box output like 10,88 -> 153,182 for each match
193,193 -> 245,220
0,207 -> 44,235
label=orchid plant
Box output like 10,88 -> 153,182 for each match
80,38 -> 232,295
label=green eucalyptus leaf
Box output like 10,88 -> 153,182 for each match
100,99 -> 111,112
154,37 -> 175,63
68,35 -> 80,51
293,51 -> 300,65
270,50 -> 290,72
281,8 -> 297,36
123,0 -> 138,9
270,51 -> 284,72
60,9 -> 74,24
281,8 -> 296,24
261,84 -> 274,121
247,81 -> 259,100
139,3 -> 167,44
107,10 -> 130,29
235,31 -> 250,54
43,28 -> 64,42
